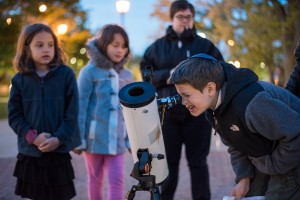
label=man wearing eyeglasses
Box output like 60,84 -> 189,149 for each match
140,0 -> 224,200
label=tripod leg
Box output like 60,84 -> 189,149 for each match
150,186 -> 160,200
125,185 -> 137,200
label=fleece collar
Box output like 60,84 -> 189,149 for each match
86,38 -> 129,72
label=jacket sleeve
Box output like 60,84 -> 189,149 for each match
52,69 -> 79,145
286,39 -> 300,97
8,74 -> 31,136
221,136 -> 255,183
75,68 -> 94,149
246,91 -> 300,175
140,45 -> 171,89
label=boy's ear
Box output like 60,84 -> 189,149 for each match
207,82 -> 217,95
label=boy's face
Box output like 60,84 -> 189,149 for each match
175,83 -> 218,117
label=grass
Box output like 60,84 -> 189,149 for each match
0,97 -> 8,120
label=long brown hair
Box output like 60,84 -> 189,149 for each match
13,23 -> 66,73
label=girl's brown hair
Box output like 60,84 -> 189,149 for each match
13,23 -> 66,73
95,24 -> 130,58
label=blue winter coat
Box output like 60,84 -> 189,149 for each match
77,39 -> 133,155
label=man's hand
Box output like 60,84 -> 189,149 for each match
230,177 -> 250,200
38,137 -> 60,152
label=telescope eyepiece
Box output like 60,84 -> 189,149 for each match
157,94 -> 182,109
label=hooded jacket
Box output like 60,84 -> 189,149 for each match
286,39 -> 300,97
206,62 -> 300,183
8,65 -> 81,157
77,39 -> 133,155
140,26 -> 224,120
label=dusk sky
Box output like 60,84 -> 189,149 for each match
80,0 -> 163,56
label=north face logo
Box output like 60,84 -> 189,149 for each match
230,125 -> 240,132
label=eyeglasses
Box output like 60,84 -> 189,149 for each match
174,15 -> 193,21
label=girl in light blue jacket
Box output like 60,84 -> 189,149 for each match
75,24 -> 133,200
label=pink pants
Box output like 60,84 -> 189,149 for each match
83,152 -> 125,200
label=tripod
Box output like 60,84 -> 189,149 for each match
125,149 -> 164,200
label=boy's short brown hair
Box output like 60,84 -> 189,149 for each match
170,56 -> 225,92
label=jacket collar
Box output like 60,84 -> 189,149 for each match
166,25 -> 196,42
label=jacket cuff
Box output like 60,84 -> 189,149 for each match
25,129 -> 37,144
74,139 -> 87,150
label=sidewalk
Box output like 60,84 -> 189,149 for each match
0,119 -> 235,200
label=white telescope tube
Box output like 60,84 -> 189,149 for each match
118,81 -> 168,184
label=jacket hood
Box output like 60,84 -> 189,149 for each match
216,62 -> 258,114
166,25 -> 196,42
86,38 -> 129,72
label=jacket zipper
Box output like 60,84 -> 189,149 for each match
212,111 -> 218,135
40,77 -> 46,131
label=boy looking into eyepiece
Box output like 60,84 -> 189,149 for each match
169,53 -> 300,200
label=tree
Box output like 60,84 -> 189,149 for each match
0,0 -> 91,84
152,0 -> 300,86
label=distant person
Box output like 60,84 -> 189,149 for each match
8,23 -> 81,200
140,0 -> 224,199
286,38 -> 300,97
74,24 -> 133,200
169,53 -> 300,200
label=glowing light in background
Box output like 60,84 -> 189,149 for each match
57,24 -> 68,35
227,39 -> 235,46
70,57 -> 77,64
80,48 -> 86,54
39,4 -> 47,12
6,18 -> 12,25
116,0 -> 130,13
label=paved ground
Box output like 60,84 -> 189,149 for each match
0,119 -> 235,200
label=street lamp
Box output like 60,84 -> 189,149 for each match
116,0 -> 130,27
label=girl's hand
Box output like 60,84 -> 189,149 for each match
73,149 -> 85,155
38,137 -> 60,152
33,132 -> 51,146
230,177 -> 250,200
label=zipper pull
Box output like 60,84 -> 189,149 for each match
178,40 -> 182,48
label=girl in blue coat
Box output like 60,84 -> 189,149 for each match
75,24 -> 133,200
